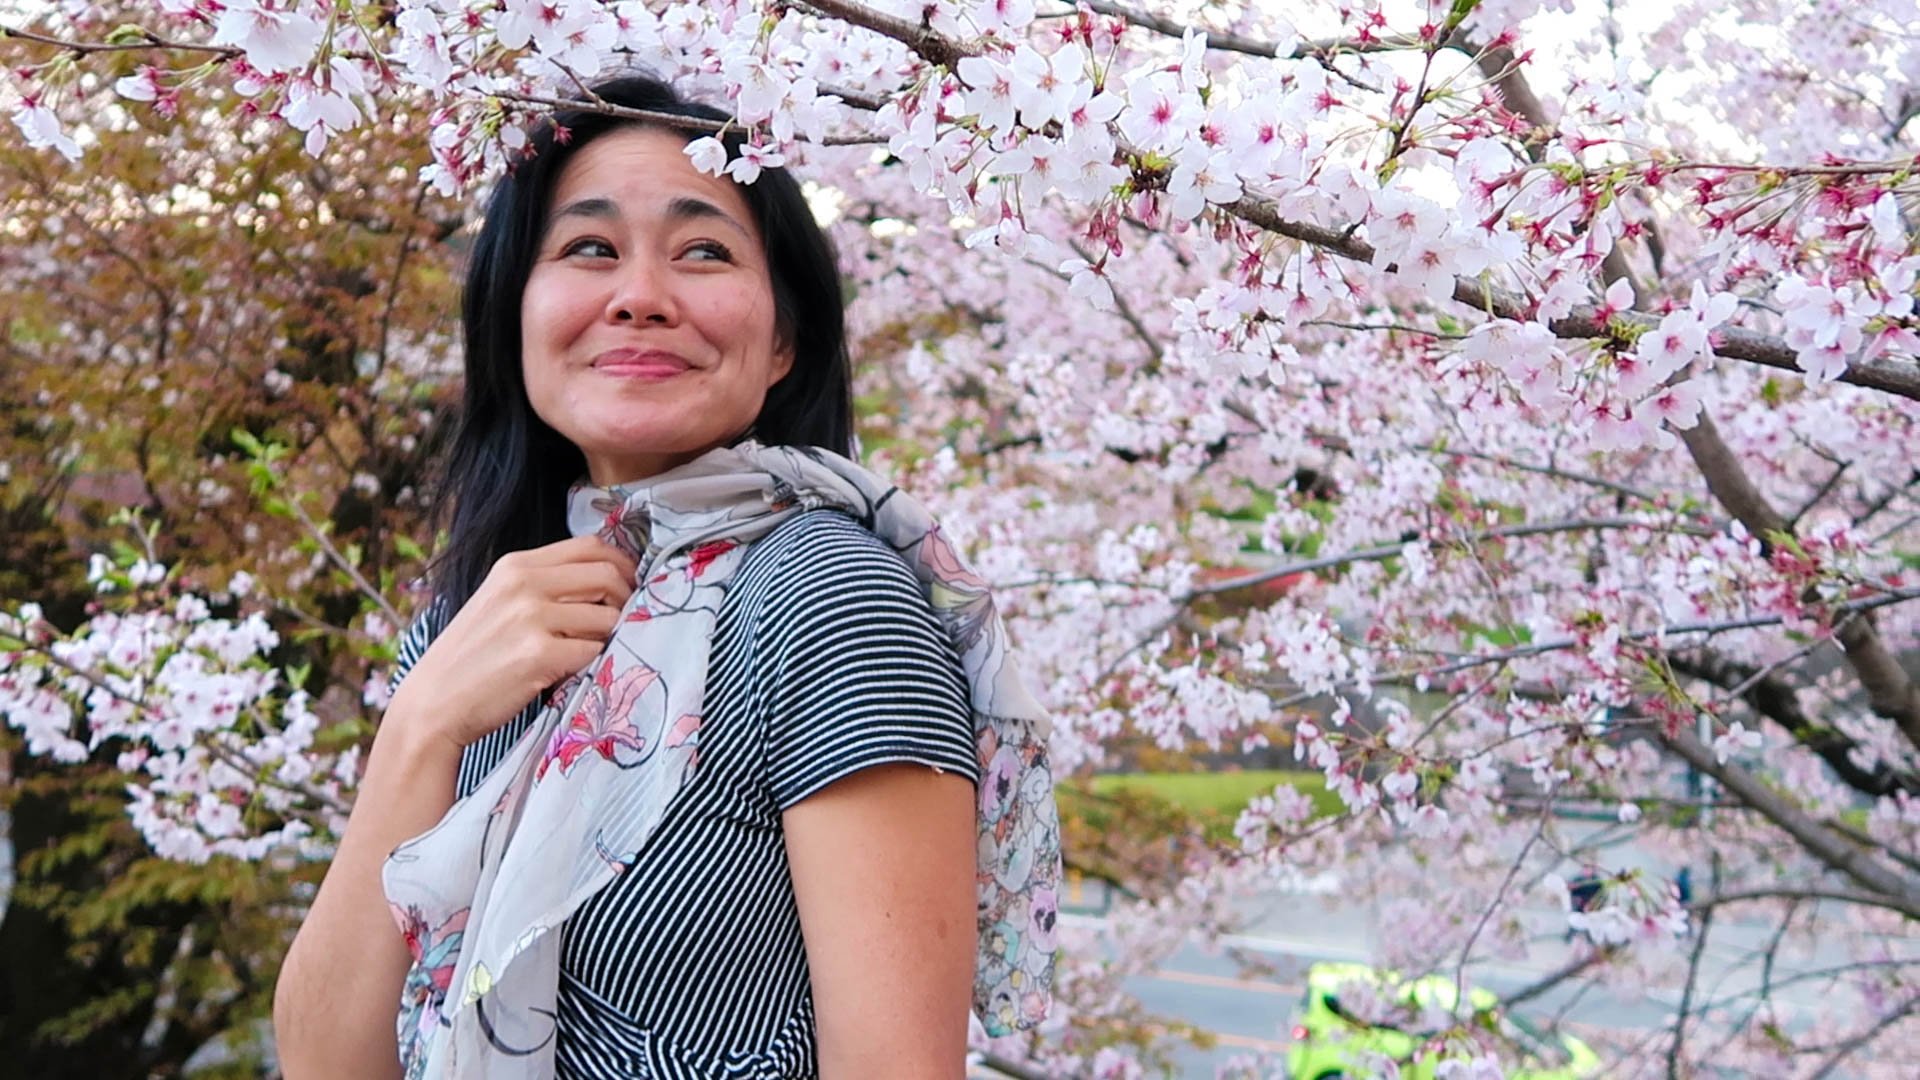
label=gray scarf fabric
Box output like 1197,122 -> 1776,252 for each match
382,442 -> 1062,1078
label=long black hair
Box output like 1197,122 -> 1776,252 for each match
429,75 -> 854,617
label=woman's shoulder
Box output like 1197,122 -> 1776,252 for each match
733,508 -> 922,607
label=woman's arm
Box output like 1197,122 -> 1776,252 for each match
784,763 -> 978,1080
271,709 -> 462,1080
272,536 -> 634,1078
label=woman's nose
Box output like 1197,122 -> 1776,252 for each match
606,257 -> 676,325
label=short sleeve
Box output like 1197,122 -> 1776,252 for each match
758,516 -> 979,810
386,598 -> 446,697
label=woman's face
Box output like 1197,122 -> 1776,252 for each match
521,126 -> 792,485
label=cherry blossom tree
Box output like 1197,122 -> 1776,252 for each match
4,0 -> 1918,1075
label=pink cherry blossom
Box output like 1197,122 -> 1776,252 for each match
210,0 -> 324,75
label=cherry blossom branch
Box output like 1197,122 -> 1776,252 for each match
1498,949 -> 1610,1010
1415,444 -> 1662,504
1679,417 -> 1920,751
488,90 -> 891,146
0,22 -> 241,60
10,643 -> 352,816
1076,0 -> 1292,59
280,491 -> 405,630
1469,40 -> 1553,155
1665,648 -> 1920,799
1478,6 -> 1920,763
1301,318 -> 1467,340
1659,728 -> 1920,916
1666,898 -> 1716,1079
1219,195 -> 1920,401
1693,957 -> 1920,1018
1850,466 -> 1919,529
1076,0 -> 1456,62
1691,885 -> 1920,913
1453,812 -> 1548,1019
805,0 -> 1920,398
1259,586 -> 1920,712
1824,817 -> 1920,876
1806,995 -> 1920,1080
1190,515 -> 1718,598
800,0 -> 976,66
1785,459 -> 1852,531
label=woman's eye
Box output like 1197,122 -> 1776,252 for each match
683,240 -> 733,263
562,238 -> 616,259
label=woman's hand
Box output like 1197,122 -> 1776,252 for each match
277,536 -> 631,1080
390,535 -> 637,749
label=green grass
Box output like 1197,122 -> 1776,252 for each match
1089,769 -> 1344,821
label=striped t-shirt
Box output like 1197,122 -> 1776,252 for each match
389,510 -> 979,1079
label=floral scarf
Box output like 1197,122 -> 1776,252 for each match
381,442 -> 1061,1079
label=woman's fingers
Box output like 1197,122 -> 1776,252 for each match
531,535 -> 639,578
390,535 -> 642,748
540,561 -> 638,607
547,599 -> 625,641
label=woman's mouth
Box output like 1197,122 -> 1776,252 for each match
591,348 -> 690,380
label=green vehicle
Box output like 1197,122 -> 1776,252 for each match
1284,962 -> 1602,1079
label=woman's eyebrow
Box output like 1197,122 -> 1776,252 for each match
543,195 -> 618,237
666,195 -> 751,241
542,193 -> 751,242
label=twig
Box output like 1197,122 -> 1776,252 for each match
1661,730 -> 1920,915
1666,900 -> 1715,1079
1071,239 -> 1162,361
1851,468 -> 1920,528
1192,515 -> 1718,597
1691,885 -> 1918,914
1454,812 -> 1547,1018
1301,319 -> 1468,339
1499,949 -> 1609,1009
0,22 -> 242,59
1077,0 -> 1289,59
282,493 -> 405,629
1785,459 -> 1852,531
1677,419 -> 1920,752
1259,586 -> 1920,713
1825,816 -> 1920,876
1415,444 -> 1663,504
1805,995 -> 1920,1079
489,90 -> 890,147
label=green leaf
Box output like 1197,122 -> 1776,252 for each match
1444,0 -> 1482,32
103,23 -> 151,46
231,428 -> 264,457
1466,622 -> 1535,648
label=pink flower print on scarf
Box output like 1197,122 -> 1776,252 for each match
536,655 -> 656,781
588,490 -> 650,564
392,904 -> 469,1073
685,538 -> 737,579
666,712 -> 702,770
917,524 -> 995,655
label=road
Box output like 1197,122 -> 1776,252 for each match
1047,865 -> 1917,1079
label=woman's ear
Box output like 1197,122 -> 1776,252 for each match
767,340 -> 796,387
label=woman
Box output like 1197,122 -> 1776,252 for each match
272,76 -> 1060,1080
